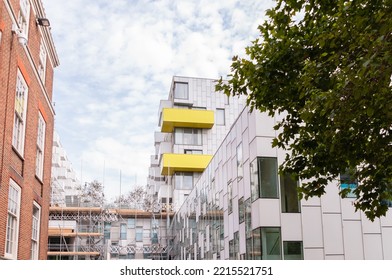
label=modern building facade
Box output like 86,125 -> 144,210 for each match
0,0 -> 59,259
147,76 -> 245,212
169,106 -> 392,260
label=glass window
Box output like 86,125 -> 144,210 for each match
127,218 -> 135,229
38,39 -> 47,81
18,0 -> 30,40
216,109 -> 225,125
252,227 -> 281,260
245,199 -> 252,239
237,144 -> 243,180
104,222 -> 111,239
6,180 -> 21,259
35,113 -> 46,180
184,149 -> 202,154
136,227 -> 143,242
174,82 -> 188,99
251,157 -> 279,200
283,241 -> 303,260
340,170 -> 357,198
228,181 -> 233,213
239,197 -> 245,223
13,70 -> 29,156
174,172 -> 193,190
120,223 -> 127,240
30,203 -> 40,260
280,174 -> 300,213
174,128 -> 202,145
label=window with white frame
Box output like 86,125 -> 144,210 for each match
174,172 -> 193,190
35,112 -> 46,180
6,180 -> 22,259
216,108 -> 225,125
174,128 -> 202,145
38,39 -> 47,81
31,203 -> 41,260
13,70 -> 28,156
236,143 -> 243,180
18,0 -> 30,39
173,82 -> 188,99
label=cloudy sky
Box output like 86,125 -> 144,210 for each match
42,0 -> 275,200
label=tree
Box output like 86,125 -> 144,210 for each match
80,180 -> 105,207
114,186 -> 158,211
216,0 -> 392,220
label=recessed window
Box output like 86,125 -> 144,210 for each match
174,128 -> 202,145
136,227 -> 143,242
31,203 -> 41,260
120,224 -> 127,240
17,0 -> 30,40
283,241 -> 303,260
252,227 -> 281,260
6,180 -> 21,259
174,82 -> 188,99
184,149 -> 203,154
13,70 -> 29,156
216,108 -> 225,125
35,112 -> 46,180
239,197 -> 245,223
174,172 -> 193,190
38,39 -> 47,82
280,174 -> 300,213
228,181 -> 233,213
250,157 -> 279,201
236,143 -> 243,180
127,218 -> 135,229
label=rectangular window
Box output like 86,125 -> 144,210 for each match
216,108 -> 225,125
236,144 -> 243,180
174,82 -> 188,99
104,222 -> 111,239
6,180 -> 21,259
174,128 -> 202,145
252,227 -> 281,260
31,203 -> 41,260
245,199 -> 252,239
136,227 -> 143,242
35,113 -> 46,180
283,241 -> 303,260
18,0 -> 30,39
174,172 -> 193,190
251,157 -> 279,201
13,70 -> 29,156
340,170 -> 357,198
228,181 -> 233,213
239,197 -> 245,223
127,218 -> 135,229
120,223 -> 127,240
38,39 -> 47,81
280,174 -> 300,213
184,149 -> 203,154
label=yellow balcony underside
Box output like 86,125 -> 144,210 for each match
161,153 -> 213,175
161,108 -> 214,133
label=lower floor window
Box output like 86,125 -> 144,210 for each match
283,241 -> 303,260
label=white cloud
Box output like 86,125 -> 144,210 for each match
43,0 -> 275,199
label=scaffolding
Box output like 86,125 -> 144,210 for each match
47,205 -> 175,260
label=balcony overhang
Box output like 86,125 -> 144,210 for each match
161,153 -> 212,175
161,108 -> 214,133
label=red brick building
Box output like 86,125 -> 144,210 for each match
0,0 -> 59,259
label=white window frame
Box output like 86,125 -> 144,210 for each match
35,112 -> 46,180
31,202 -> 41,260
5,180 -> 22,259
173,82 -> 188,99
13,69 -> 29,157
38,39 -> 47,82
18,0 -> 30,39
216,108 -> 225,125
174,128 -> 202,145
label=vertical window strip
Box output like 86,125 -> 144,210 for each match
12,70 -> 28,156
35,113 -> 46,180
31,204 -> 40,260
6,181 -> 21,259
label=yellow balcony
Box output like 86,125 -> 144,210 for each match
161,108 -> 214,133
161,153 -> 213,175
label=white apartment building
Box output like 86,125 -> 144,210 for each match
169,105 -> 392,260
147,76 -> 246,212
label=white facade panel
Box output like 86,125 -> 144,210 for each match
363,234 -> 383,260
341,199 -> 361,220
342,220 -> 364,259
251,199 -> 281,228
323,214 -> 344,255
381,227 -> 392,260
321,182 -> 342,213
304,248 -> 325,260
361,214 -> 381,234
302,206 -> 324,248
281,213 -> 302,241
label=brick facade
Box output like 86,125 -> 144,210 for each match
0,0 -> 59,259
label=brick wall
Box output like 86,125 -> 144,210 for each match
0,0 -> 58,260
